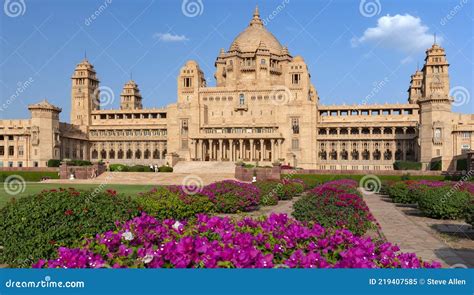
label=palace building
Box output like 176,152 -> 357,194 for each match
1,7 -> 473,171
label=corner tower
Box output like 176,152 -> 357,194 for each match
70,58 -> 100,126
120,80 -> 143,110
417,42 -> 454,170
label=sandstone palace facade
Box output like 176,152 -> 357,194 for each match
1,8 -> 473,171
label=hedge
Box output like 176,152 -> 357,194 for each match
0,171 -> 59,182
0,188 -> 140,267
393,161 -> 422,171
47,159 -> 61,167
430,161 -> 442,171
456,159 -> 468,171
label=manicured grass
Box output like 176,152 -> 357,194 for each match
0,183 -> 156,208
292,174 -> 446,188
0,171 -> 60,182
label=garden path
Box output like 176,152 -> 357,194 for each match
362,190 -> 472,268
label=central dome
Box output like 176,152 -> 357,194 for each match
229,6 -> 285,55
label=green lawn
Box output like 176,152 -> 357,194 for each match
0,183 -> 157,208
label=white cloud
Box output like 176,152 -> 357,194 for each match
153,33 -> 189,42
352,14 -> 441,53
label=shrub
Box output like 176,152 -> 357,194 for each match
0,188 -> 140,267
47,159 -> 61,167
254,181 -> 279,206
66,160 -> 92,166
0,171 -> 60,182
386,182 -> 413,204
158,166 -> 173,172
456,159 -> 468,171
109,164 -> 129,172
33,213 -> 441,269
401,173 -> 411,181
292,180 -> 376,236
393,161 -> 421,171
202,180 -> 260,213
466,200 -> 474,227
128,165 -> 152,172
136,187 -> 214,220
430,161 -> 442,171
417,187 -> 471,219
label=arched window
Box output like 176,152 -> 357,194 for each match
91,149 -> 98,159
109,149 -> 115,159
153,149 -> 160,159
118,149 -> 124,159
135,149 -> 142,159
126,149 -> 133,159
144,149 -> 150,159
100,149 -> 106,159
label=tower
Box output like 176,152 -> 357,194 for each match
28,100 -> 61,165
407,68 -> 423,104
70,58 -> 100,126
417,42 -> 453,170
120,80 -> 143,110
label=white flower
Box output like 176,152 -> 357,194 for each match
142,254 -> 154,264
172,221 -> 183,231
121,231 -> 134,241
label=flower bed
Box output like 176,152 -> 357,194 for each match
255,179 -> 305,206
385,180 -> 473,219
169,180 -> 260,213
292,180 -> 377,236
33,213 -> 440,269
0,188 -> 140,267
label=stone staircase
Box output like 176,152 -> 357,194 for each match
173,161 -> 236,174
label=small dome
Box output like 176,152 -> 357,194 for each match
229,6 -> 285,56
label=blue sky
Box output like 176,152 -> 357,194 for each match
0,0 -> 472,122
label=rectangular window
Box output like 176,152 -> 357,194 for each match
18,161 -> 23,168
18,146 -> 24,156
8,135 -> 13,140
0,146 -> 4,156
184,77 -> 192,88
291,118 -> 299,134
292,139 -> 299,150
8,146 -> 14,156
8,161 -> 13,167
292,73 -> 300,85
34,161 -> 38,167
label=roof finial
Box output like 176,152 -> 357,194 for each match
250,5 -> 263,26
254,5 -> 259,17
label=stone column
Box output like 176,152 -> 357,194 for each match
259,139 -> 264,161
249,139 -> 254,161
402,140 -> 407,161
239,139 -> 243,160
230,139 -> 234,162
270,139 -> 275,162
218,139 -> 222,161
